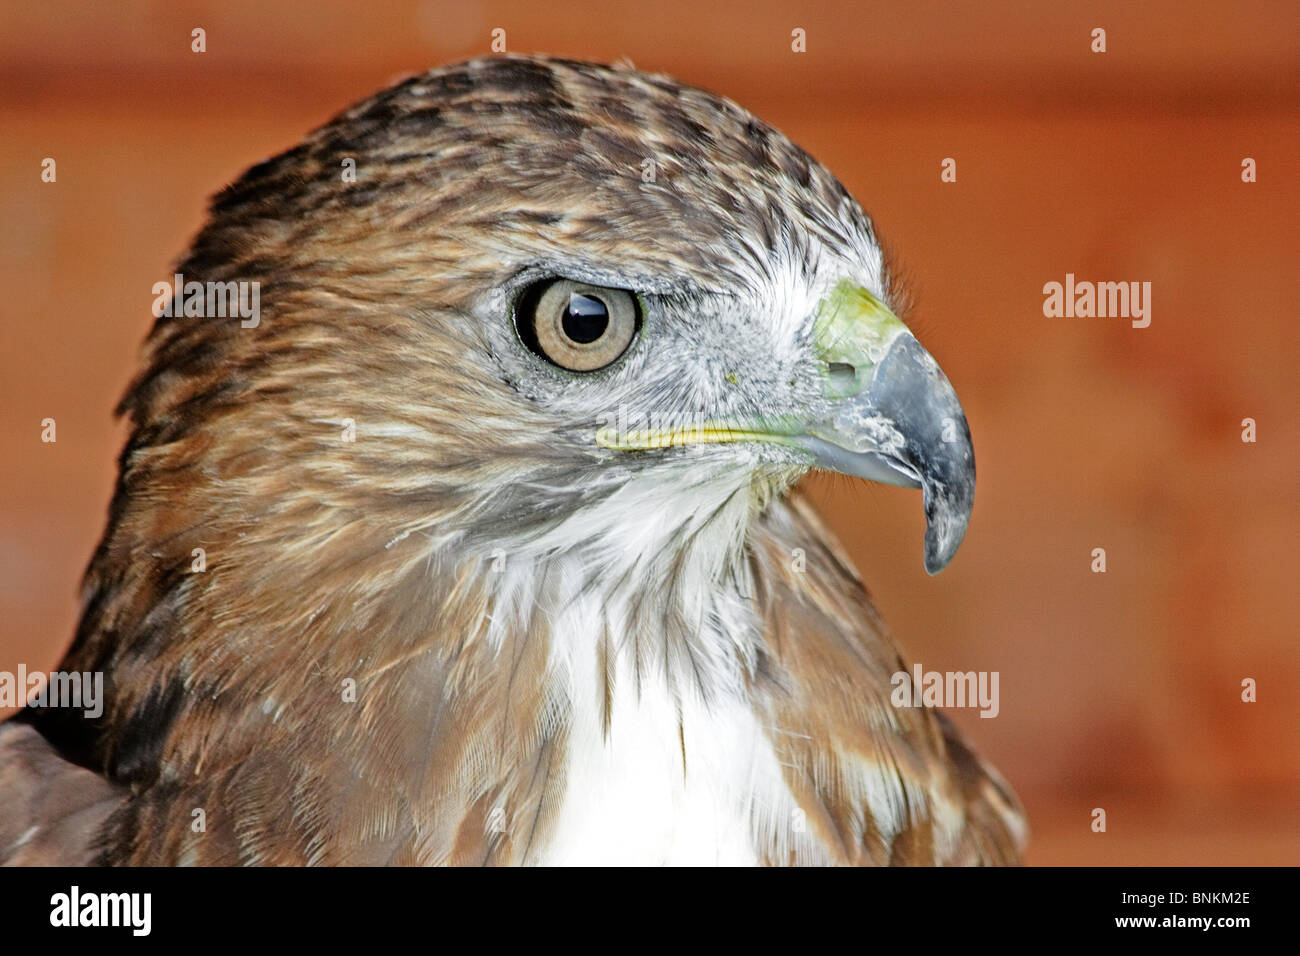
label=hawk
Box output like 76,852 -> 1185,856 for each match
1,55 -> 1025,865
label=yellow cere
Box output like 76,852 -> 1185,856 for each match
813,280 -> 908,397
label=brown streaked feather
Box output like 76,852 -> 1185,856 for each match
748,494 -> 1027,865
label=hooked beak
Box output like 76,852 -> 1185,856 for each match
591,281 -> 974,573
797,281 -> 974,574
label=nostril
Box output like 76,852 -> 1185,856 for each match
827,361 -> 857,390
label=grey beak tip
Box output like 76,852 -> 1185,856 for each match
920,469 -> 974,574
924,530 -> 962,575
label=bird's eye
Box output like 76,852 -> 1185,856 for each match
516,278 -> 639,372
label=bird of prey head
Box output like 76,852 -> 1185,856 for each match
2,55 -> 1023,865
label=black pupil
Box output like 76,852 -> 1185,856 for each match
562,293 -> 609,344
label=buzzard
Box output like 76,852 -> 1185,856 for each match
1,55 -> 1025,865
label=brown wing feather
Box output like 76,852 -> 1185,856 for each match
0,719 -> 124,865
749,492 -> 1026,865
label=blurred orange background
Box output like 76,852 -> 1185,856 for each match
1,1 -> 1297,864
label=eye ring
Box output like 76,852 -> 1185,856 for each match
516,278 -> 639,372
